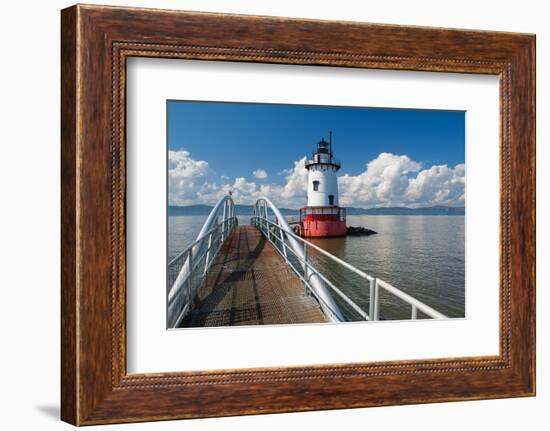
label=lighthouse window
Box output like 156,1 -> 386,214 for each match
313,180 -> 320,191
328,195 -> 335,205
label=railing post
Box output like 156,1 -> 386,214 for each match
187,247 -> 194,312
369,277 -> 376,320
279,223 -> 287,261
263,201 -> 269,234
303,241 -> 308,295
203,232 -> 213,275
373,278 -> 380,321
221,201 -> 227,242
411,305 -> 418,320
260,202 -> 263,231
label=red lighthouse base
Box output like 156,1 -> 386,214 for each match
299,207 -> 347,238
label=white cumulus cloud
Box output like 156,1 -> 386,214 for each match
168,149 -> 213,206
280,157 -> 308,204
252,169 -> 268,179
169,149 -> 465,209
405,163 -> 465,206
338,153 -> 420,207
338,152 -> 464,208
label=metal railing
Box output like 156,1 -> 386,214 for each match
305,154 -> 341,169
167,195 -> 237,328
300,206 -> 346,222
251,197 -> 446,322
253,197 -> 345,322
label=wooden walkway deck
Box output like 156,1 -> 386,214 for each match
181,225 -> 328,327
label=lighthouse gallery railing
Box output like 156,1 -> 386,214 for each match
167,195 -> 238,328
252,197 -> 446,322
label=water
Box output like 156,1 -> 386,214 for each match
168,215 -> 465,319
168,216 -> 251,262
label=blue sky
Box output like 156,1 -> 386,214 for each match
167,100 -> 465,209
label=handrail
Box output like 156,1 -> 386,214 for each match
374,278 -> 446,320
283,224 -> 375,282
251,200 -> 447,322
168,223 -> 218,269
253,196 -> 345,322
271,226 -> 369,320
167,195 -> 237,328
251,216 -> 367,321
167,194 -> 446,327
167,221 -> 228,303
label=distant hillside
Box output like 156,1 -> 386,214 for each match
168,205 -> 220,216
347,206 -> 465,216
168,204 -> 464,216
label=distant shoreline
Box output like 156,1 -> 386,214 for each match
168,204 -> 465,217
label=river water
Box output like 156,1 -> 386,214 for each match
168,215 -> 465,319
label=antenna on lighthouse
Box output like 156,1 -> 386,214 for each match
329,131 -> 333,157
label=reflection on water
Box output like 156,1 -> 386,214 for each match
168,215 -> 465,318
309,236 -> 346,256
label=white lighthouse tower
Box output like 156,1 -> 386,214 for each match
299,133 -> 347,237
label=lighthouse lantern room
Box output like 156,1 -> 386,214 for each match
299,133 -> 347,238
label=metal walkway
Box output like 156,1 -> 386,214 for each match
180,225 -> 328,327
167,194 -> 446,328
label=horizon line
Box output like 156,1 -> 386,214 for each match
168,203 -> 465,210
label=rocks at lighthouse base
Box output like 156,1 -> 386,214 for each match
345,226 -> 377,236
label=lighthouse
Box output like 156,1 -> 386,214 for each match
299,133 -> 347,238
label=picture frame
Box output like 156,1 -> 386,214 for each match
60,4 -> 535,425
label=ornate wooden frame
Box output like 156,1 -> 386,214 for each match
61,4 -> 536,425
